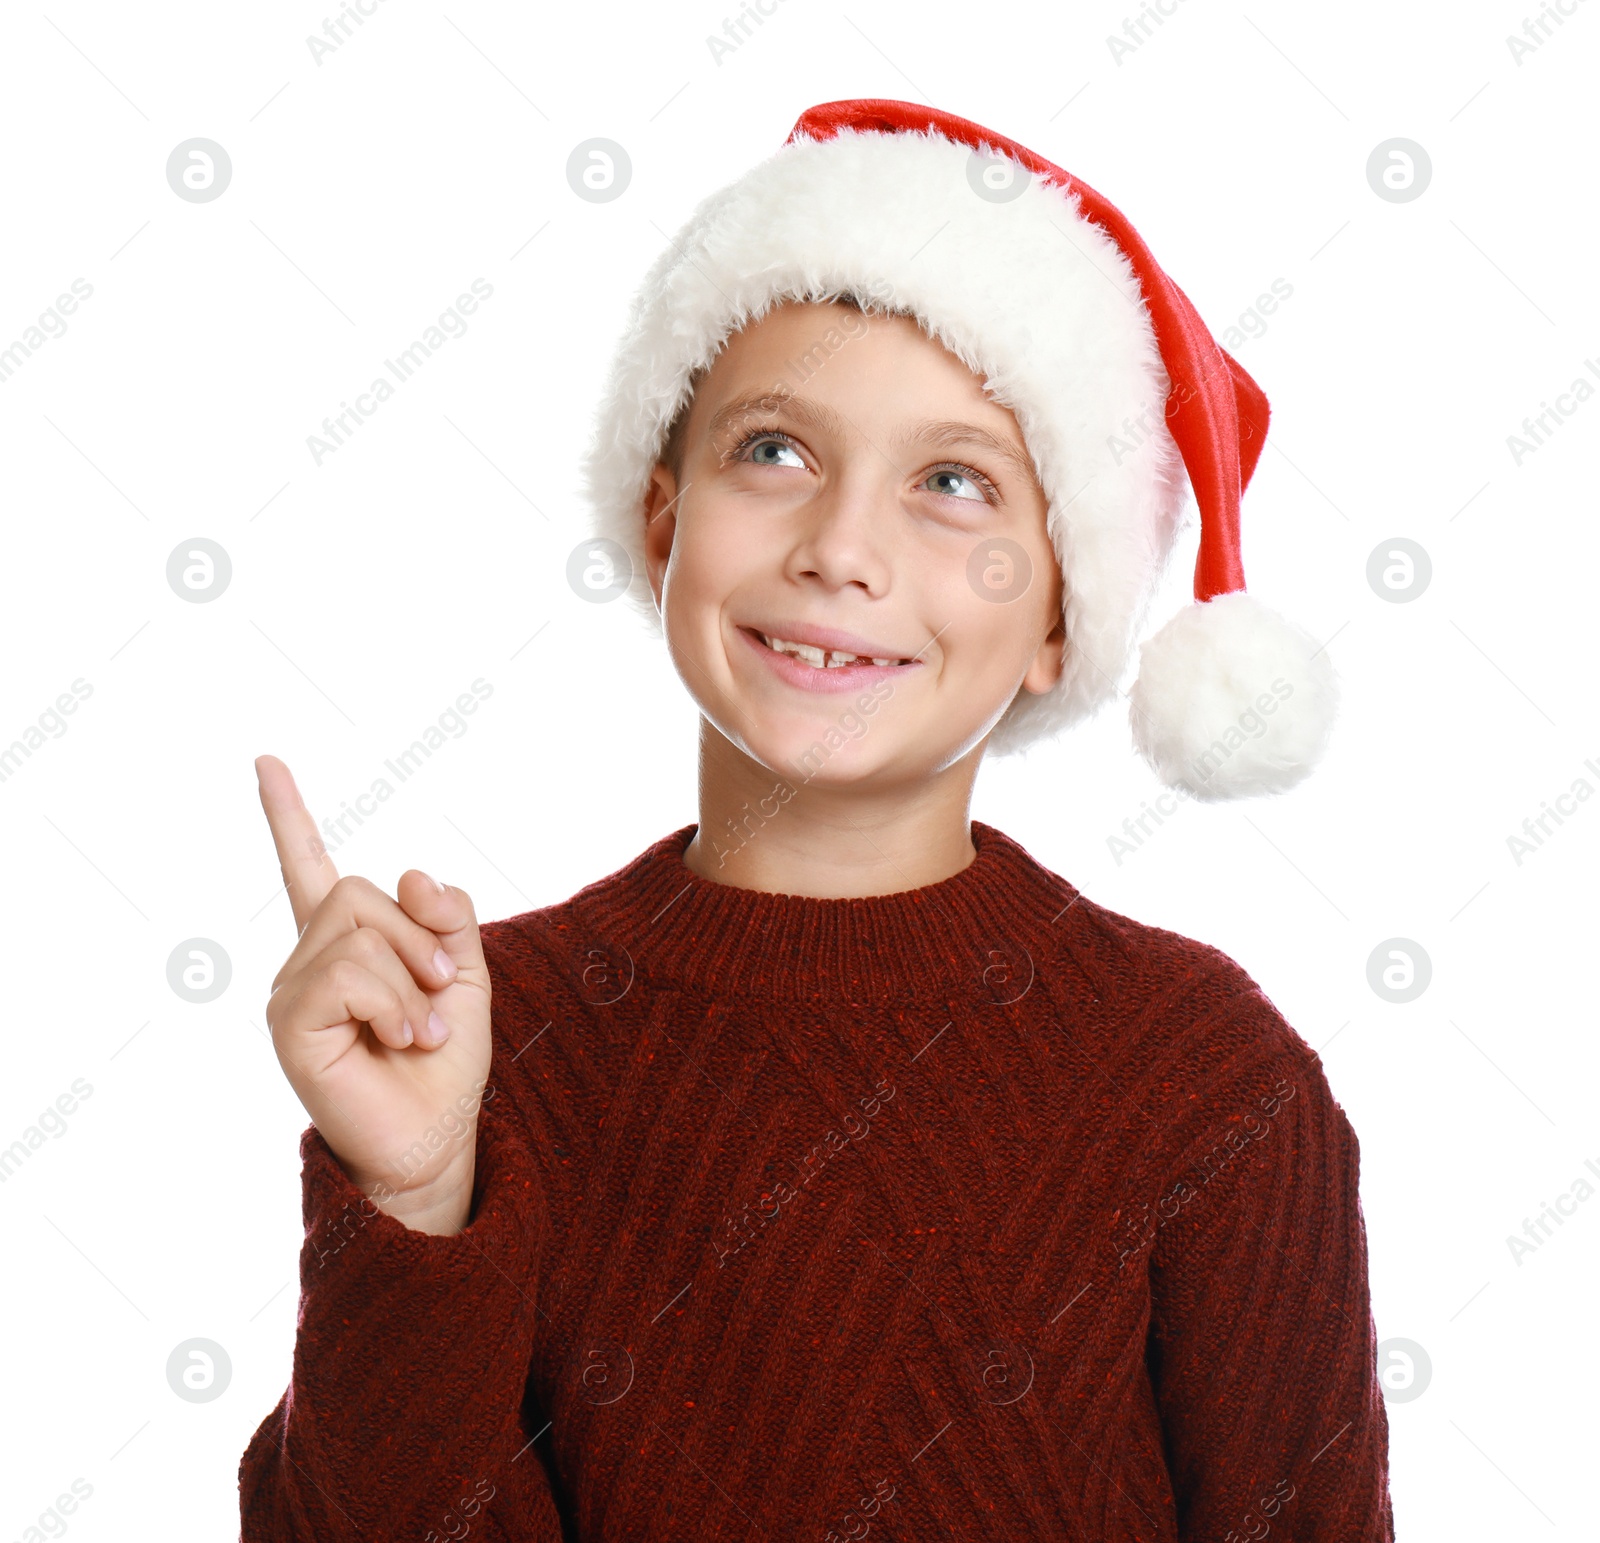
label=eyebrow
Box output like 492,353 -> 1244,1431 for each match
705,391 -> 1040,491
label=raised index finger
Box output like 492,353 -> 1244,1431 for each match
255,754 -> 339,936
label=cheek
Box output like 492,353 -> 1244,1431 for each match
920,551 -> 1037,667
962,535 -> 1039,608
952,592 -> 1056,692
968,610 -> 1036,675
662,508 -> 748,619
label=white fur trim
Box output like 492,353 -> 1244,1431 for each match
1127,591 -> 1339,799
578,124 -> 1190,756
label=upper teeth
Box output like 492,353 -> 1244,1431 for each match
760,633 -> 906,668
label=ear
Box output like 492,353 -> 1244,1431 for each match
1019,565 -> 1068,696
642,464 -> 681,614
1019,610 -> 1067,696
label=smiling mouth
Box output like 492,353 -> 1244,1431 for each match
745,629 -> 916,669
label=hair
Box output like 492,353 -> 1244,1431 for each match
657,290 -> 886,485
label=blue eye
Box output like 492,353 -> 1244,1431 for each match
925,468 -> 989,503
728,430 -> 806,468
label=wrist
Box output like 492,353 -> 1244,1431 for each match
375,1176 -> 476,1236
350,1143 -> 478,1237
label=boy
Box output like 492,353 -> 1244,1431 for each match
241,100 -> 1390,1540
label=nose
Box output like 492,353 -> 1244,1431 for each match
779,465 -> 897,596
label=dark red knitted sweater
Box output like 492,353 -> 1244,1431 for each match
239,820 -> 1394,1541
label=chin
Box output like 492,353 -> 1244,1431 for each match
735,724 -> 886,784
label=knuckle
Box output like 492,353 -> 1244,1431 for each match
330,872 -> 376,905
348,925 -> 390,961
325,957 -> 367,995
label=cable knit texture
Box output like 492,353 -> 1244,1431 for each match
238,820 -> 1394,1541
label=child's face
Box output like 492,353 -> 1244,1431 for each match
642,299 -> 1065,784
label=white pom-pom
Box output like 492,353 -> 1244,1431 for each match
1127,591 -> 1339,800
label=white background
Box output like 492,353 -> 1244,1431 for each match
1,1 -> 1595,1537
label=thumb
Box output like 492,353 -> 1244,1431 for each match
396,870 -> 488,987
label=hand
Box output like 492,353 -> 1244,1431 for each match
255,754 -> 491,1234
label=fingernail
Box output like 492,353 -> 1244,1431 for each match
400,1019 -> 415,1046
427,1010 -> 450,1046
433,948 -> 457,981
421,871 -> 446,894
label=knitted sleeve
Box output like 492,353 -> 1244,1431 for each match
1145,991 -> 1394,1542
237,1067 -> 565,1540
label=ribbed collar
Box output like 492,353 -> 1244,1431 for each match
568,819 -> 1086,1003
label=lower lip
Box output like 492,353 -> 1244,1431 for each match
737,627 -> 922,694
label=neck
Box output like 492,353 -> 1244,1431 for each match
684,718 -> 982,899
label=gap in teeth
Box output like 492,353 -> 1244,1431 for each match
760,632 -> 906,668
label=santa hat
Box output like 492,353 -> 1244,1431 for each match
579,98 -> 1340,799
